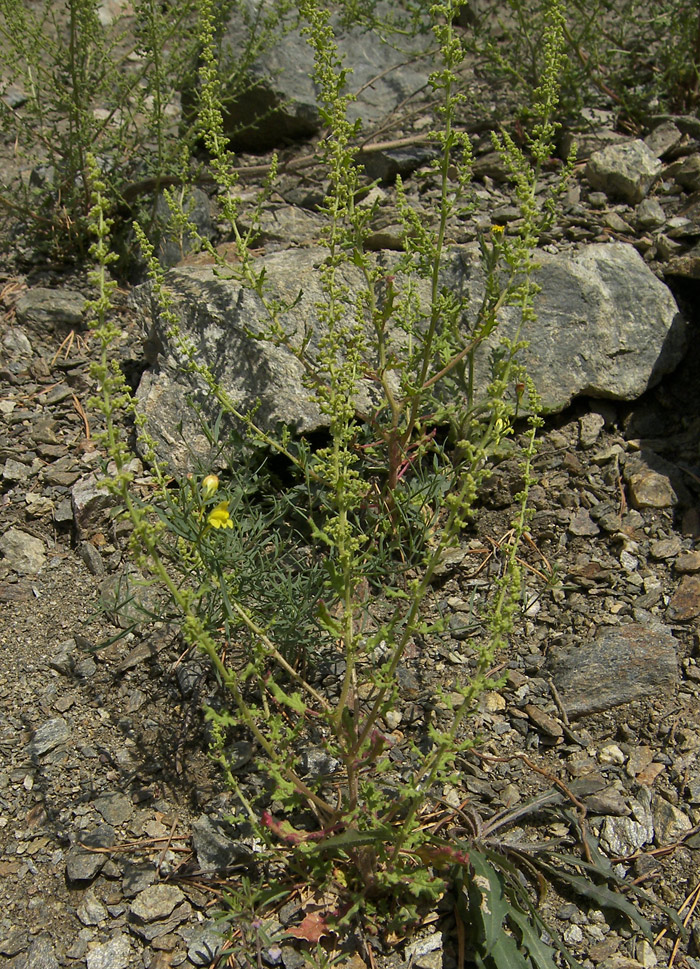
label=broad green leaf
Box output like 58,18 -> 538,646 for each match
468,852 -> 513,958
489,925 -> 534,969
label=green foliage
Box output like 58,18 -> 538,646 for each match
451,791 -> 687,969
0,0 -> 296,255
0,0 -> 203,252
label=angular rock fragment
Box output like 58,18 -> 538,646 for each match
131,884 -> 185,923
0,527 -> 46,574
666,575 -> 700,621
651,795 -> 693,845
66,825 -> 116,883
15,287 -> 87,334
547,624 -> 678,718
86,934 -> 131,969
586,140 -> 661,203
192,815 -> 254,873
28,717 -> 70,756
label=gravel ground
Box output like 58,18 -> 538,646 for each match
0,256 -> 699,968
1,19 -> 700,967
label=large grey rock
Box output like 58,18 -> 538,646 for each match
71,473 -> 115,539
65,825 -> 116,883
156,187 -> 214,268
129,884 -> 192,942
192,815 -> 254,873
184,922 -> 224,966
93,791 -> 133,825
547,623 -> 678,719
1,326 -> 33,363
651,795 -> 693,845
27,717 -> 70,757
599,789 -> 654,857
214,3 -> 433,150
134,242 -> 685,471
130,884 -> 185,923
20,934 -> 60,969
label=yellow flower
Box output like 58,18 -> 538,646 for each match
201,474 -> 219,499
491,224 -> 505,235
207,501 -> 233,529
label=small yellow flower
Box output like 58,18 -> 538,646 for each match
201,474 -> 219,499
207,501 -> 233,529
491,224 -> 505,235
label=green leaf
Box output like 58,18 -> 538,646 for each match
266,679 -> 307,715
536,859 -> 653,940
319,825 -> 394,853
464,847 -> 586,969
508,907 -> 565,969
547,851 -> 686,938
467,852 -> 513,958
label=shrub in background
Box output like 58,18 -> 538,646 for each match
470,0 -> 700,119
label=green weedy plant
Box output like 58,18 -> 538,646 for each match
0,0 -> 204,253
470,0 -> 700,120
86,0 -> 639,958
0,0 -> 303,256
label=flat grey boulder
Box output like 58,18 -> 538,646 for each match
547,623 -> 678,719
506,242 -> 684,407
134,242 -> 685,472
15,287 -> 86,334
214,3 -> 433,150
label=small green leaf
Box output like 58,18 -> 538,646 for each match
319,825 -> 393,852
266,679 -> 307,715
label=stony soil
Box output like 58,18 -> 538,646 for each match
2,13 -> 700,969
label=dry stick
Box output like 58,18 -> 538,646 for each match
353,52 -> 435,102
0,191 -> 54,225
655,881 -> 700,967
611,825 -> 700,868
156,816 -> 180,877
547,676 -> 586,747
481,527 -> 554,585
679,463 -> 700,487
51,329 -> 90,365
120,131 -> 444,203
547,676 -> 569,725
522,529 -> 554,577
79,836 -> 190,852
72,393 -> 90,439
